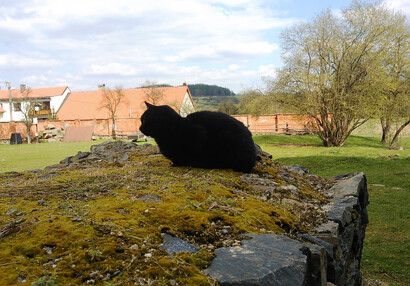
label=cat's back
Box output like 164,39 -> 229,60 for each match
186,111 -> 248,132
186,111 -> 255,172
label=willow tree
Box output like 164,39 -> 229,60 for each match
376,11 -> 409,148
236,88 -> 286,115
271,1 -> 398,146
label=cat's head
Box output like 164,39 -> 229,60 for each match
139,101 -> 180,137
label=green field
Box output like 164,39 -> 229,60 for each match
193,95 -> 239,111
0,140 -> 111,173
0,134 -> 409,285
253,135 -> 409,286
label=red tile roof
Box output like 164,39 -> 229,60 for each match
57,85 -> 193,120
0,86 -> 69,100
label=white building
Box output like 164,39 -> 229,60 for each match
0,85 -> 71,122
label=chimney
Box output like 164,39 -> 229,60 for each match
98,84 -> 105,89
20,84 -> 26,93
182,82 -> 187,86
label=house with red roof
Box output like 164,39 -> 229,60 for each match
56,84 -> 196,137
0,84 -> 196,140
0,85 -> 71,122
57,84 -> 195,121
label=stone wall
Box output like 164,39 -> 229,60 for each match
204,172 -> 369,286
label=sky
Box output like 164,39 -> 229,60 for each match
0,0 -> 409,93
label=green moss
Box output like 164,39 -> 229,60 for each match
0,145 -> 330,285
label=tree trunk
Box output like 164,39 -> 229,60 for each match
318,117 -> 350,147
389,120 -> 410,149
380,117 -> 391,144
112,117 -> 117,139
26,126 -> 31,144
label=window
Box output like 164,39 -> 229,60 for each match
13,103 -> 22,111
42,101 -> 51,110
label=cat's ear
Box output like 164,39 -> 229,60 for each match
145,101 -> 154,109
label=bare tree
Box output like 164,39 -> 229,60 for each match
20,88 -> 35,144
141,80 -> 164,105
100,86 -> 125,139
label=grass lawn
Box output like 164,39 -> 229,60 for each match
0,140 -> 111,173
0,134 -> 408,285
254,134 -> 409,286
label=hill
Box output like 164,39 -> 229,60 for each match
188,84 -> 235,97
193,95 -> 239,111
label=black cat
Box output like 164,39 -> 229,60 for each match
139,102 -> 256,172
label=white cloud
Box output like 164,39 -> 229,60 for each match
383,0 -> 410,16
0,0 -> 300,93
20,73 -> 73,88
258,64 -> 276,77
228,64 -> 241,71
209,0 -> 254,7
83,63 -> 138,76
0,54 -> 62,69
164,42 -> 278,63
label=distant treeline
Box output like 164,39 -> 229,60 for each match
188,84 -> 235,97
139,82 -> 235,97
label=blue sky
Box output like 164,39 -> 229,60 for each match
0,0 -> 408,93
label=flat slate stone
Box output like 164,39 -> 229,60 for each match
160,233 -> 199,255
325,172 -> 365,198
203,234 -> 310,286
322,173 -> 368,227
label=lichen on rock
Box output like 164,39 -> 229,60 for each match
0,141 -> 335,285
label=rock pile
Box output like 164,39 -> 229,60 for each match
45,141 -> 156,170
50,141 -> 369,285
204,172 -> 369,285
39,124 -> 65,143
